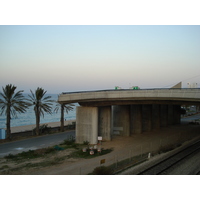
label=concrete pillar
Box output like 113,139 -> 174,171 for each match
130,105 -> 142,134
168,105 -> 174,125
112,105 -> 130,136
76,106 -> 98,144
173,105 -> 181,124
98,106 -> 111,141
142,105 -> 152,132
160,105 -> 168,127
152,104 -> 160,129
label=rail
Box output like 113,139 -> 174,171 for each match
137,139 -> 200,175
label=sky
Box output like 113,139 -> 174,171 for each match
0,25 -> 200,94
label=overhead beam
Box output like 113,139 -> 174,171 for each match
79,100 -> 200,107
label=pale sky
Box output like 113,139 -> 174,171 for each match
1,25 -> 200,93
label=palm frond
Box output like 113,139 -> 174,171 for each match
28,87 -> 53,118
54,103 -> 74,113
54,105 -> 60,113
0,92 -> 7,100
0,104 -> 6,116
0,84 -> 28,118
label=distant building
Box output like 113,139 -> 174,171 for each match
187,82 -> 198,88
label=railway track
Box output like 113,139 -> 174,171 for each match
137,140 -> 200,175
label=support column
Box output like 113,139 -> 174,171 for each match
98,106 -> 111,141
76,106 -> 98,144
142,105 -> 152,132
168,105 -> 174,125
160,105 -> 168,127
152,104 -> 160,129
173,105 -> 181,124
112,105 -> 130,136
130,105 -> 142,134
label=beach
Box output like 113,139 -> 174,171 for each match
8,119 -> 76,134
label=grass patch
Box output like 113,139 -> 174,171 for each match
0,156 -> 67,174
60,139 -> 75,146
24,156 -> 66,168
0,165 -> 10,170
69,148 -> 113,159
59,137 -> 79,149
4,147 -> 57,161
4,138 -> 78,161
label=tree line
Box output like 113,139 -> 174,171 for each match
0,84 -> 74,139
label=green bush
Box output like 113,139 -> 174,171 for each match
83,141 -> 89,145
32,124 -> 51,135
61,138 -> 75,146
5,154 -> 16,159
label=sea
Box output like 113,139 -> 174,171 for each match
0,94 -> 77,129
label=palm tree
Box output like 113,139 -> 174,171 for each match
28,87 -> 53,135
0,84 -> 29,139
54,102 -> 74,132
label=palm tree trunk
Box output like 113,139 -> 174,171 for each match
35,106 -> 40,135
6,106 -> 11,139
60,104 -> 64,132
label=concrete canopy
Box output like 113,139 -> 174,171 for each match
58,89 -> 200,106
58,88 -> 200,144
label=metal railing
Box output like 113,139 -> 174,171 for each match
87,128 -> 200,175
62,88 -> 200,95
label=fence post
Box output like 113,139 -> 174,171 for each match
165,136 -> 168,145
115,155 -> 118,169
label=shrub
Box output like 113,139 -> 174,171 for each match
5,154 -> 16,159
32,124 -> 51,135
61,138 -> 75,146
83,141 -> 89,145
